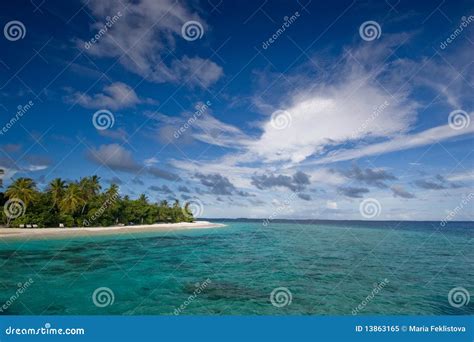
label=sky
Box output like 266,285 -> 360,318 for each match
0,0 -> 473,220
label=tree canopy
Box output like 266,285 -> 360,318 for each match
0,176 -> 194,228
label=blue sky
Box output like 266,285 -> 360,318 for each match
0,0 -> 473,220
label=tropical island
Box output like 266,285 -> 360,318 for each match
0,175 -> 196,228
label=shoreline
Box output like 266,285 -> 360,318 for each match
0,221 -> 226,240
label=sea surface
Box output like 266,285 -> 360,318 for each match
0,220 -> 472,315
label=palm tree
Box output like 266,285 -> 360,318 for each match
105,183 -> 119,199
184,202 -> 194,221
48,178 -> 66,210
103,183 -> 120,224
138,194 -> 148,204
0,168 -> 4,188
79,176 -> 102,214
89,175 -> 101,196
60,183 -> 85,215
5,178 -> 37,206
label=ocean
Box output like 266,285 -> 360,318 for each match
0,220 -> 472,315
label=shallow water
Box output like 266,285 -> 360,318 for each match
0,220 -> 472,315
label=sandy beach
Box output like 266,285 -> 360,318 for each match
0,221 -> 225,240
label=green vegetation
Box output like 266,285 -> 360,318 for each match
0,176 -> 194,228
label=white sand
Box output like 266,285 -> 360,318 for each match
0,221 -> 225,240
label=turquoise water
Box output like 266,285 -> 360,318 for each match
0,220 -> 472,315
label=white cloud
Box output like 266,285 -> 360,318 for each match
86,144 -> 181,181
248,75 -> 417,164
144,157 -> 159,166
86,144 -> 141,172
311,114 -> 474,165
0,155 -> 51,184
150,103 -> 250,148
0,163 -> 18,181
306,168 -> 345,185
147,36 -> 472,221
68,82 -> 148,110
80,0 -> 223,87
191,113 -> 251,148
25,165 -> 48,172
169,157 -> 256,189
447,171 -> 474,182
413,46 -> 474,109
173,40 -> 423,166
171,56 -> 223,88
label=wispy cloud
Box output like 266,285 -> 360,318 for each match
313,117 -> 473,165
86,143 -> 141,172
414,174 -> 462,190
149,184 -> 173,194
79,0 -> 223,87
338,186 -> 370,198
86,144 -> 181,181
391,185 -> 415,199
339,164 -> 397,189
67,82 -> 155,110
251,171 -> 310,192
194,172 -> 252,197
0,144 -> 22,153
